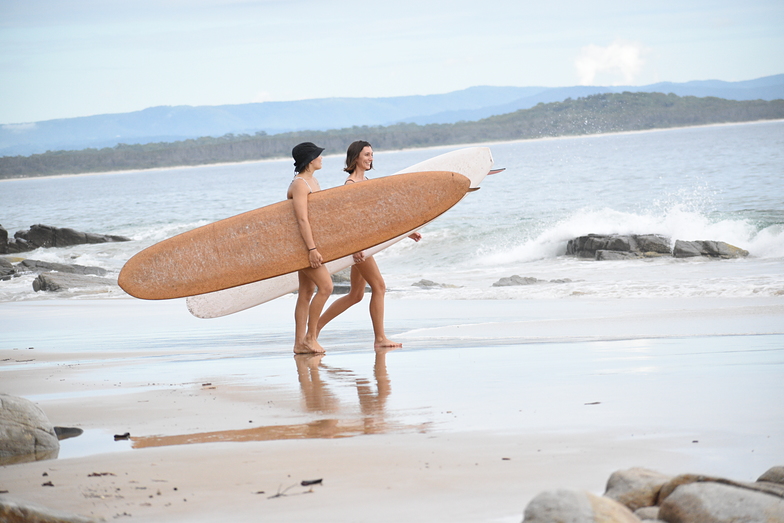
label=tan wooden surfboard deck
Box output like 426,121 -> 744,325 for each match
119,170 -> 470,300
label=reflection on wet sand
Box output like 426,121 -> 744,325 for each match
133,349 -> 422,449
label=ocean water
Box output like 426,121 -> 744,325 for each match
1,120 -> 783,303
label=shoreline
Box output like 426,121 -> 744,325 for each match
2,118 -> 781,182
2,296 -> 782,521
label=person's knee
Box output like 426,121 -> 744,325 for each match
369,280 -> 386,295
346,289 -> 364,305
318,280 -> 334,296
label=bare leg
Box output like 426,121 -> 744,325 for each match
293,267 -> 333,354
355,256 -> 402,349
317,265 -> 365,334
293,272 -> 315,353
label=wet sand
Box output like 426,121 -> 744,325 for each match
1,296 -> 783,522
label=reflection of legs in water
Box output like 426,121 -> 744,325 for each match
293,354 -> 338,413
356,348 -> 392,432
293,267 -> 333,354
317,256 -> 402,349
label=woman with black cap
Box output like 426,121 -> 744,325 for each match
316,140 -> 421,349
288,142 -> 333,354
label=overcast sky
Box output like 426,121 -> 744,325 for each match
1,0 -> 782,124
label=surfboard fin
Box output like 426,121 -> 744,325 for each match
488,168 -> 505,175
467,187 -> 481,192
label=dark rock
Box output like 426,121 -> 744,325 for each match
567,234 -> 639,258
634,234 -> 671,254
412,279 -> 460,288
54,426 -> 84,441
331,268 -> 351,283
0,225 -> 7,254
492,275 -> 543,286
5,236 -> 32,253
673,240 -> 749,259
0,393 -> 60,465
0,257 -> 16,280
18,259 -> 107,276
566,234 -> 669,258
596,250 -> 642,261
32,272 -> 117,292
659,481 -> 784,523
604,467 -> 672,511
522,489 -> 640,522
11,224 -> 130,251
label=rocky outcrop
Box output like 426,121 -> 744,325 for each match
523,466 -> 784,523
567,234 -> 671,259
18,259 -> 107,276
3,224 -> 130,253
412,279 -> 460,288
567,234 -> 748,261
0,225 -> 7,254
492,275 -> 572,287
32,272 -> 117,292
672,240 -> 749,258
0,394 -> 59,465
0,257 -> 16,280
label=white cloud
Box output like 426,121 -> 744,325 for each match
575,39 -> 645,85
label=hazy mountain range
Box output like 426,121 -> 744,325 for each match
2,74 -> 782,157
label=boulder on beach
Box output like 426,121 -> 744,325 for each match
4,224 -> 130,253
659,481 -> 784,523
522,489 -> 639,523
604,467 -> 673,511
0,497 -> 100,523
0,393 -> 59,465
522,466 -> 784,523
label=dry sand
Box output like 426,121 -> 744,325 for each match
1,296 -> 783,522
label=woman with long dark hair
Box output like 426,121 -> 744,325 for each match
317,140 -> 421,349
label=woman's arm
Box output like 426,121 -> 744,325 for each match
290,181 -> 323,268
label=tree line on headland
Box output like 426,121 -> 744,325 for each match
1,92 -> 783,179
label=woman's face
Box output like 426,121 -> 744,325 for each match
357,146 -> 373,171
310,155 -> 323,171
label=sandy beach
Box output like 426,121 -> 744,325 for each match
1,295 -> 782,522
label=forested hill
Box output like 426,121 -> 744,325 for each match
2,92 -> 783,179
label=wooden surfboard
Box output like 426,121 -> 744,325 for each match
119,170 -> 470,300
185,146 -> 496,318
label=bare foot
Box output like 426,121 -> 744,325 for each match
374,338 -> 402,350
293,338 -> 326,354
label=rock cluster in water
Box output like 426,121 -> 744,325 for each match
1,224 -> 129,291
0,224 -> 130,254
523,466 -> 784,522
566,234 -> 749,260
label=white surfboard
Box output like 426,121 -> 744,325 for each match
186,147 -> 496,318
